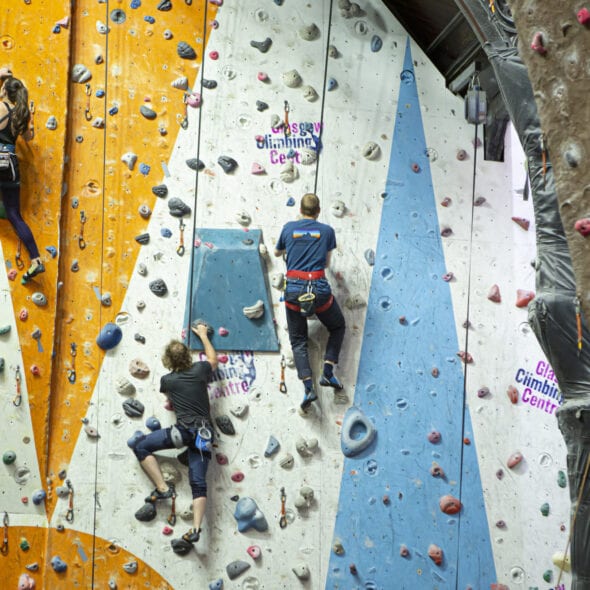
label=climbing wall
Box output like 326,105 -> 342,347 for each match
0,1 -> 572,589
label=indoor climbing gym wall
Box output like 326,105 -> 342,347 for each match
0,1 -> 572,589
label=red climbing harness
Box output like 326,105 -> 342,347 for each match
286,269 -> 325,280
285,294 -> 333,314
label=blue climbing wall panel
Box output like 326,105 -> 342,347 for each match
326,40 -> 496,589
184,228 -> 279,352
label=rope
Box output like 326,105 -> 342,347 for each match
186,1 -> 210,342
455,120 -> 480,590
313,0 -> 335,198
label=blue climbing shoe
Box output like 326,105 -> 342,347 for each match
145,483 -> 175,503
300,389 -> 318,411
320,374 -> 344,390
21,263 -> 45,285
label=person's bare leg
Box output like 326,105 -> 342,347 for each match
192,497 -> 206,532
140,455 -> 170,492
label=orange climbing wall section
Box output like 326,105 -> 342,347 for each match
0,2 -> 216,588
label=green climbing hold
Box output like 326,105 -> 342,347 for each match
0,325 -> 11,336
540,502 -> 550,516
3,450 -> 16,465
557,470 -> 567,488
20,538 -> 30,551
542,569 -> 553,583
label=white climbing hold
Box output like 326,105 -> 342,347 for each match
96,20 -> 109,34
282,69 -> 302,88
331,200 -> 346,217
270,114 -> 284,129
280,161 -> 298,183
271,272 -> 285,290
171,76 -> 189,90
84,424 -> 100,438
46,116 -> 57,130
341,406 -> 376,457
299,23 -> 321,41
279,453 -> 294,469
92,117 -> 105,128
71,64 -> 92,83
116,377 -> 136,396
121,152 -> 137,170
362,141 -> 381,160
258,243 -> 269,258
236,211 -> 252,227
300,148 -> 317,165
243,300 -> 264,319
552,551 -> 571,572
302,85 -> 319,102
296,436 -> 318,457
292,563 -> 311,581
230,404 -> 249,418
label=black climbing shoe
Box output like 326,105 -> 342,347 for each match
182,528 -> 201,543
300,389 -> 318,411
145,483 -> 175,503
170,528 -> 201,556
319,374 -> 344,390
21,263 -> 45,285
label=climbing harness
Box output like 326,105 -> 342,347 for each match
78,210 -> 86,249
67,342 -> 77,384
1,512 -> 7,555
13,366 -> 22,407
15,240 -> 24,270
65,479 -> 74,523
84,83 -> 92,121
284,101 -> 291,137
575,296 -> 583,357
279,487 -> 287,528
279,356 -> 287,393
177,219 -> 185,256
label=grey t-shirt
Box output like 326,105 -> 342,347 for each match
160,361 -> 212,428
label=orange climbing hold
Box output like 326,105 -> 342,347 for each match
515,289 -> 535,308
439,494 -> 462,515
428,544 -> 443,566
507,385 -> 519,404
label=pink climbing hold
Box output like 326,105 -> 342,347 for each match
216,453 -> 228,465
578,7 -> 590,24
399,544 -> 409,557
411,163 -> 420,173
457,351 -> 473,364
205,241 -> 214,249
162,526 -> 173,535
430,463 -> 445,478
231,471 -> 244,482
210,0 -> 223,5
18,573 -> 35,590
515,289 -> 535,308
211,19 -> 219,29
56,16 -> 70,28
512,216 -> 530,231
456,149 -> 467,161
398,316 -> 407,325
439,494 -> 462,515
442,272 -> 454,282
428,544 -> 443,566
487,284 -> 501,303
507,451 -> 523,468
257,72 -> 269,82
431,367 -> 439,378
574,218 -> 590,237
427,430 -> 441,444
507,385 -> 519,404
30,365 -> 41,377
7,268 -> 17,281
185,93 -> 201,108
19,308 -> 28,321
251,162 -> 266,174
218,327 -> 229,336
247,545 -> 261,559
194,238 -> 202,247
217,354 -> 228,363
531,32 -> 547,54
441,197 -> 452,207
209,50 -> 219,60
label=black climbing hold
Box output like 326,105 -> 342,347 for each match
218,155 -> 238,173
168,197 -> 192,217
152,184 -> 168,198
201,79 -> 217,89
192,319 -> 214,336
226,560 -> 251,580
135,502 -> 157,522
157,0 -> 172,10
230,495 -> 240,502
171,537 -> 193,556
186,158 -> 205,171
256,100 -> 269,112
110,9 -> 126,24
135,233 -> 150,245
140,105 -> 157,120
250,38 -> 272,53
122,398 -> 145,418
215,414 -> 236,435
149,278 -> 168,297
177,41 -> 197,59
134,333 -> 146,344
0,358 -> 4,373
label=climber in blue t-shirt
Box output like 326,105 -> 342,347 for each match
275,193 -> 346,411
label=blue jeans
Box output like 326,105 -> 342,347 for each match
285,282 -> 346,380
133,424 -> 210,498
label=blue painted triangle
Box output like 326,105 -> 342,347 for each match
325,38 -> 496,589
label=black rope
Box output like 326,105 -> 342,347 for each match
313,0 -> 335,198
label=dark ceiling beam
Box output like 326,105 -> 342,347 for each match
425,12 -> 465,55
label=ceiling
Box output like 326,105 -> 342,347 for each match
380,0 -> 516,161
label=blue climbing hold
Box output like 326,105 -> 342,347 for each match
161,227 -> 172,238
127,430 -> 145,449
108,106 -> 118,116
233,497 -> 268,532
208,579 -> 224,590
341,406 -> 377,457
328,78 -> 338,91
96,322 -> 123,350
274,0 -> 284,4
96,89 -> 105,98
130,0 -> 141,7
146,416 -> 161,431
286,197 -> 295,207
364,249 -> 375,266
32,489 -> 47,505
264,435 -> 280,457
139,163 -> 151,175
286,148 -> 297,159
53,25 -> 61,34
45,246 -> 57,258
371,35 -> 383,52
51,556 -> 67,573
144,15 -> 155,24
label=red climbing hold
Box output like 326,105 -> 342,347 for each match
162,526 -> 173,535
430,463 -> 445,478
487,284 -> 501,303
577,7 -> 590,25
382,494 -> 390,505
515,289 -> 535,308
457,351 -> 473,364
216,453 -> 228,465
456,149 -> 467,161
349,564 -> 358,575
439,494 -> 462,515
441,197 -> 452,207
427,430 -> 441,444
411,163 -> 420,173
431,367 -> 439,378
231,471 -> 244,482
428,544 -> 443,566
507,385 -> 519,404
575,218 -> 590,237
399,544 -> 409,557
512,216 -> 530,231
531,32 -> 547,54
507,451 -> 523,468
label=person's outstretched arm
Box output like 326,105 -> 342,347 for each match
191,324 -> 218,371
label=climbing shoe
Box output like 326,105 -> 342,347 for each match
170,528 -> 201,555
145,483 -> 175,503
21,263 -> 45,285
300,389 -> 318,411
182,528 -> 201,543
320,374 -> 344,390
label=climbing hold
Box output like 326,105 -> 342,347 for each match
208,579 -> 224,590
530,31 -> 547,55
251,162 -> 266,174
507,451 -> 523,468
123,561 -> 138,574
140,105 -> 157,120
236,211 -> 251,226
136,300 -> 146,311
441,197 -> 452,207
280,160 -> 298,183
457,351 -> 473,364
121,152 -> 137,170
370,35 -> 383,52
428,544 -> 443,566
126,431 -> 144,449
96,323 -> 122,350
243,300 -> 264,319
7,269 -> 17,281
328,44 -> 339,58
331,200 -> 346,218
135,233 -> 150,245
177,41 -> 196,59
146,416 -> 161,431
439,495 -> 462,515
282,69 -> 302,88
135,502 -> 157,522
231,472 -> 245,482
123,398 -> 145,418
117,377 -> 136,396
364,249 -> 375,266
477,386 -> 490,398
18,574 -> 35,589
280,453 -> 294,469
578,7 -> 590,24
31,292 -> 48,307
215,414 -> 235,435
233,497 -> 268,532
138,204 -> 151,219
3,450 -> 16,464
226,560 -> 251,580
32,489 -> 46,505
71,64 -> 92,83
257,72 -> 269,82
299,23 -> 320,41
129,358 -> 150,379
152,184 -> 168,198
186,158 -> 205,171
185,93 -> 201,108
216,453 -> 228,465
540,502 -> 550,517
209,51 -> 219,60
46,116 -> 57,130
400,545 -> 410,557
109,106 -> 119,116
552,551 -> 571,572
515,289 -> 535,308
430,462 -> 445,478
91,117 -> 104,129
487,284 -> 501,303
292,564 -> 311,580
341,406 -> 376,457
202,79 -> 217,89
427,430 -> 441,444
349,564 -> 358,575
84,424 -> 100,438
362,141 -> 380,160
218,155 -> 238,174
264,435 -> 280,457
138,163 -> 150,175
247,545 -> 261,560
333,540 -> 344,555
163,29 -> 173,39
270,114 -> 284,130
473,196 -> 486,206
250,37 -> 272,53
218,327 -> 229,337
296,437 -> 319,457
229,405 -> 248,419
157,0 -> 172,10
442,272 -> 454,282
101,292 -> 112,307
19,308 -> 28,321
456,149 -> 468,161
255,100 -> 269,112
149,278 -> 168,296
440,227 -> 453,237
302,86 -> 319,102
575,218 -> 590,237
557,470 -> 567,488
512,216 -> 530,231
327,78 -> 338,91
496,469 -> 504,480
507,385 -> 519,404
50,556 -> 67,573
171,76 -> 189,91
